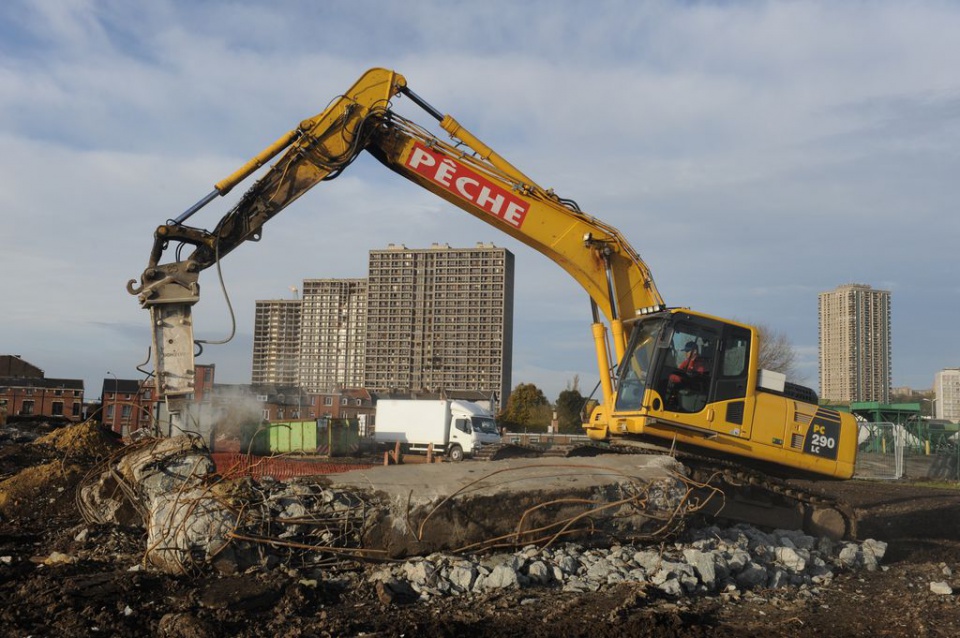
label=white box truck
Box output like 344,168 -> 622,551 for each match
373,399 -> 501,461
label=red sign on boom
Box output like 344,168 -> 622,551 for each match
405,143 -> 528,229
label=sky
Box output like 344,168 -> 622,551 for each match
1,0 -> 958,403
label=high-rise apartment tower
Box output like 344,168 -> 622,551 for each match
251,299 -> 302,386
363,243 -> 514,405
298,279 -> 368,392
933,368 -> 960,422
818,283 -> 891,403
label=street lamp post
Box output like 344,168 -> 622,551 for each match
107,371 -> 118,433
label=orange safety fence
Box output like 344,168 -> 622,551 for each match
211,452 -> 374,480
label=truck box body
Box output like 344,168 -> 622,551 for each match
373,399 -> 501,460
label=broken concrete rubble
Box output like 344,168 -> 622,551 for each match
79,435 -> 233,573
77,434 -> 697,573
325,453 -> 695,557
69,431 -> 892,603
368,525 -> 889,602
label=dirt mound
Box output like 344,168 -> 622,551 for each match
0,460 -> 87,522
0,420 -> 120,523
35,420 -> 122,459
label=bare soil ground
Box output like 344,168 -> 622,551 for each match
2,424 -> 960,637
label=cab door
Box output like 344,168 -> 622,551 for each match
709,325 -> 754,439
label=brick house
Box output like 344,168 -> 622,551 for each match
0,376 -> 85,424
0,355 -> 84,424
101,378 -> 156,436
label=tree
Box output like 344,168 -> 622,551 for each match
498,383 -> 551,431
555,388 -> 587,434
754,322 -> 801,381
554,375 -> 588,434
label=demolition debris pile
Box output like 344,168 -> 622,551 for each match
74,432 -> 701,573
4,421 -> 888,596
368,525 -> 888,604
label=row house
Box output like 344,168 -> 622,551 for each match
0,376 -> 85,424
101,378 -> 156,436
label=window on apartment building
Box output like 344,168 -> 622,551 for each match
262,409 -> 270,420
356,399 -> 362,406
54,389 -> 63,397
325,397 -> 333,406
52,402 -> 64,416
341,398 -> 348,406
122,405 -> 133,419
20,400 -> 34,415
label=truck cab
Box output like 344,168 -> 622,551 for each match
450,400 -> 502,459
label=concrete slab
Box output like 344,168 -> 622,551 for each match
325,453 -> 690,558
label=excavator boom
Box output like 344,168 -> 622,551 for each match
129,67 -> 661,412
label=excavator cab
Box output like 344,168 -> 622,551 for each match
614,310 -> 750,417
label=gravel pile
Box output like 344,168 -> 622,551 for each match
369,524 -> 888,602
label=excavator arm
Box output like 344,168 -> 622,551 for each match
129,67 -> 662,417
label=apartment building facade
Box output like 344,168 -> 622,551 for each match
933,368 -> 960,422
363,243 -> 514,405
102,377 -> 154,435
0,376 -> 84,423
818,283 -> 892,403
251,299 -> 302,386
0,355 -> 84,424
298,279 -> 367,392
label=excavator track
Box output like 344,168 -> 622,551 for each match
477,440 -> 856,540
606,442 -> 858,540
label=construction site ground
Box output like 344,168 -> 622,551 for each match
2,422 -> 960,637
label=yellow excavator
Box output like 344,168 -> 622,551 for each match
129,68 -> 859,534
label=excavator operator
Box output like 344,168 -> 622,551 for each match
672,341 -> 708,381
664,340 -> 710,411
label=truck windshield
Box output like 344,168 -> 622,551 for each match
472,417 -> 500,434
614,317 -> 666,411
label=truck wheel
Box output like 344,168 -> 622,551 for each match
448,445 -> 464,462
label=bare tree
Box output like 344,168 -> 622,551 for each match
754,323 -> 800,380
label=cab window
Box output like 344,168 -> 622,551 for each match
654,325 -> 717,413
